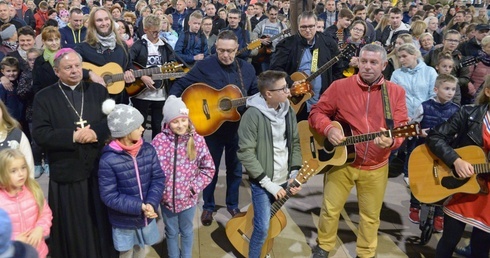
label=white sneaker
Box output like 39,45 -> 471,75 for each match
34,165 -> 43,178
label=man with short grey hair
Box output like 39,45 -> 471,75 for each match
309,44 -> 408,258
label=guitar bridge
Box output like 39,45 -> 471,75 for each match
202,99 -> 210,120
237,229 -> 250,243
309,136 -> 317,159
433,160 -> 440,185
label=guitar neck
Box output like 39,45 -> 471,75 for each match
231,97 -> 249,107
474,163 -> 490,174
236,47 -> 247,56
133,67 -> 162,77
457,57 -> 478,69
339,130 -> 391,146
152,72 -> 187,80
270,31 -> 287,42
110,67 -> 165,82
306,55 -> 340,83
270,180 -> 300,218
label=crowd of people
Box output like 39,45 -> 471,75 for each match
0,0 -> 489,257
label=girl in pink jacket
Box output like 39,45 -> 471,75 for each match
0,149 -> 52,258
151,96 -> 215,258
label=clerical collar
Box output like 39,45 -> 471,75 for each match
60,81 -> 79,90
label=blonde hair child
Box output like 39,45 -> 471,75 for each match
0,149 -> 52,258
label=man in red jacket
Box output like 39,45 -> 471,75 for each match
309,44 -> 409,258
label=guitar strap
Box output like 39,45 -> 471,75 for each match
381,82 -> 394,129
311,48 -> 319,73
235,59 -> 246,96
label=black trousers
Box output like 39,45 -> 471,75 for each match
435,214 -> 490,258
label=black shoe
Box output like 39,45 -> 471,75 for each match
200,210 -> 213,226
227,207 -> 241,217
311,245 -> 329,258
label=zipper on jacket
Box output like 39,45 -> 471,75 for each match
15,194 -> 26,233
296,48 -> 306,70
172,135 -> 179,213
360,85 -> 372,167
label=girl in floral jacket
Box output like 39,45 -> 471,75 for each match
151,95 -> 215,258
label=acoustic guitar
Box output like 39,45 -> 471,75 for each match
235,38 -> 263,57
408,145 -> 490,204
82,62 -> 182,94
126,72 -> 187,97
225,160 -> 318,258
289,44 -> 357,113
252,28 -> 291,63
181,83 -> 248,136
298,120 -> 420,174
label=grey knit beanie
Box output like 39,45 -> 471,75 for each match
163,95 -> 189,124
102,99 -> 144,138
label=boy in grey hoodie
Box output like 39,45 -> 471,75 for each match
237,70 -> 303,258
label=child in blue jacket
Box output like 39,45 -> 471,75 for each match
98,99 -> 165,258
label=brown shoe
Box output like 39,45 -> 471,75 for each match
201,210 -> 213,226
227,208 -> 241,217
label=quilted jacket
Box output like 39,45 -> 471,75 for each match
152,126 -> 215,213
0,187 -> 52,258
98,140 -> 165,229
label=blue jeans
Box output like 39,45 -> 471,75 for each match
161,205 -> 196,258
202,131 -> 242,211
249,181 -> 276,258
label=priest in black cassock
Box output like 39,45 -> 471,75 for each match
32,48 -> 116,258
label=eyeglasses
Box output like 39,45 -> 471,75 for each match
445,39 -> 459,43
351,27 -> 364,32
146,30 -> 160,36
299,24 -> 316,30
216,48 -> 237,54
268,86 -> 289,93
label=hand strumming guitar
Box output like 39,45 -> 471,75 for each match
453,158 -> 475,178
327,127 -> 345,146
260,37 -> 271,45
140,75 -> 156,90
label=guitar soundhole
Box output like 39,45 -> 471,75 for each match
219,99 -> 232,111
103,75 -> 113,84
323,139 -> 335,154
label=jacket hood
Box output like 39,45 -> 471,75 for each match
246,93 -> 290,122
400,59 -> 426,74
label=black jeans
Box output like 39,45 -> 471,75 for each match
435,214 -> 490,258
131,98 -> 164,139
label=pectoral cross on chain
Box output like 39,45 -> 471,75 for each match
75,117 -> 88,128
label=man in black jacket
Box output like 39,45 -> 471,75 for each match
270,11 -> 343,121
459,24 -> 490,57
130,14 -> 176,138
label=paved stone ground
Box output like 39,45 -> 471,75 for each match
36,131 -> 473,257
